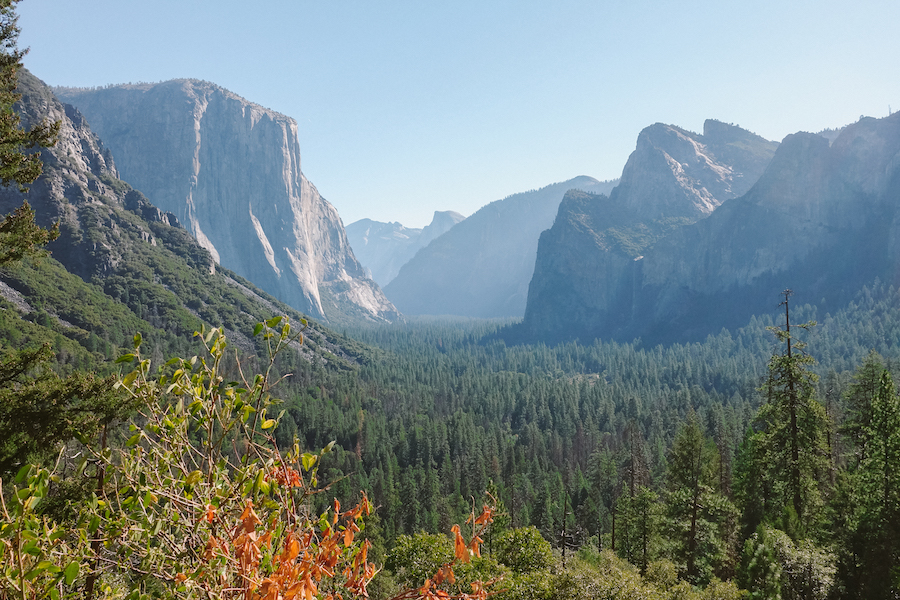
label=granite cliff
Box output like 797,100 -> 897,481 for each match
521,120 -> 778,342
2,70 -> 195,280
384,176 -> 617,318
55,80 -> 397,324
609,119 -> 778,220
521,114 -> 900,345
0,70 -> 366,366
346,210 -> 465,287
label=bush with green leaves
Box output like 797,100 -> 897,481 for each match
495,526 -> 553,574
3,317 -> 380,600
385,532 -> 454,588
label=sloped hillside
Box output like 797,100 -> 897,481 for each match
0,70 -> 369,370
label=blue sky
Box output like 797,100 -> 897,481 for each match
18,0 -> 900,228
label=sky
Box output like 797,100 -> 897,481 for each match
17,0 -> 900,228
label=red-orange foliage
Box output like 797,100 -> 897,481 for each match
207,494 -> 377,600
391,504 -> 498,600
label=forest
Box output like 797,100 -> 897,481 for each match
6,273 -> 900,599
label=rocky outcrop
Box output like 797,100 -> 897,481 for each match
346,210 -> 465,287
55,80 -> 398,324
383,176 -> 617,318
0,70 -> 200,282
521,114 -> 900,345
0,70 -> 371,368
612,119 -> 778,220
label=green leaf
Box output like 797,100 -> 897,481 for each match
265,316 -> 283,328
23,540 -> 41,556
323,440 -> 336,454
63,561 -> 79,586
261,418 -> 276,430
133,332 -> 142,349
302,453 -> 317,472
185,470 -> 202,487
253,322 -> 264,336
115,353 -> 135,364
125,433 -> 141,447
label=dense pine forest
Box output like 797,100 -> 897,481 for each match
11,267 -> 900,598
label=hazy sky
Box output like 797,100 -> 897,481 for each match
18,0 -> 900,228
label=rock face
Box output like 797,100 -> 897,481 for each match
346,210 -> 465,287
0,70 -> 370,367
55,80 -> 398,324
0,70 -> 199,281
521,114 -> 900,345
611,119 -> 779,220
383,176 -> 617,318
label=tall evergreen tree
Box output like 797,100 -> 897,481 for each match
0,0 -> 124,474
663,411 -> 736,583
840,350 -> 885,466
756,290 -> 828,535
854,371 -> 900,597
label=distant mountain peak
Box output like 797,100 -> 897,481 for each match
612,121 -> 779,221
346,210 -> 466,287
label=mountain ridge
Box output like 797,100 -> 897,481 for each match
54,79 -> 397,325
346,210 -> 465,287
383,176 -> 617,318
519,113 -> 900,345
0,69 -> 370,369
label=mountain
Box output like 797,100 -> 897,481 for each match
0,70 -> 369,368
611,119 -> 779,220
383,176 -> 617,318
346,210 -> 465,287
520,114 -> 900,345
54,80 -> 397,325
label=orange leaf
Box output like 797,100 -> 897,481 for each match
474,506 -> 493,526
239,500 -> 262,535
468,535 -> 483,558
343,528 -> 354,548
285,534 -> 300,562
451,525 -> 470,563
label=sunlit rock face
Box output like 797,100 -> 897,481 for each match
57,80 -> 398,324
0,70 -> 196,283
522,114 -> 900,345
611,119 -> 779,220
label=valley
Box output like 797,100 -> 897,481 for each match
2,7 -> 899,597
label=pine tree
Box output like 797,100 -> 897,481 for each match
0,0 -> 59,265
855,370 -> 900,597
841,350 -> 885,466
756,290 -> 828,536
740,525 -> 782,600
0,0 -> 58,191
663,411 -> 736,583
0,0 -> 118,474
